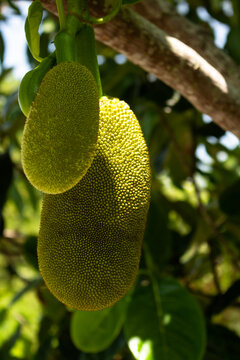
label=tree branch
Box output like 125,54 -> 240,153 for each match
41,0 -> 240,138
133,0 -> 240,83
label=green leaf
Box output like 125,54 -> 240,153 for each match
77,332 -> 126,360
70,297 -> 128,353
138,106 -> 160,147
166,144 -> 189,185
144,201 -> 172,271
124,277 -> 206,360
25,0 -> 43,62
164,111 -> 195,185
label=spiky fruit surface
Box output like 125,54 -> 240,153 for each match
21,62 -> 99,194
38,96 -> 151,311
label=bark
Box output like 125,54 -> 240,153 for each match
133,0 -> 240,85
41,0 -> 240,138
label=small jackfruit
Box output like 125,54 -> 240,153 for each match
38,96 -> 151,311
21,62 -> 99,194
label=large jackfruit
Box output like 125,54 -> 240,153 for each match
21,62 -> 99,194
38,97 -> 151,311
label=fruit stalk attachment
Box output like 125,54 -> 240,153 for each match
54,0 -> 77,63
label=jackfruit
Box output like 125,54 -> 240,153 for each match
38,96 -> 151,311
21,61 -> 99,194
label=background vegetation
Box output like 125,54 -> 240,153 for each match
0,0 -> 240,359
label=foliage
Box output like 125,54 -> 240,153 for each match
0,0 -> 240,359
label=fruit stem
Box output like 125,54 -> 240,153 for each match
75,24 -> 103,97
67,0 -> 103,97
67,0 -> 88,19
88,0 -> 122,25
54,31 -> 76,63
68,0 -> 122,25
56,0 -> 66,30
65,0 -> 86,40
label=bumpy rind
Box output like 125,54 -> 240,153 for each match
38,96 -> 151,311
21,62 -> 99,194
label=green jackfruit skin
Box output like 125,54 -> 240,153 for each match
21,62 -> 99,194
38,96 -> 151,311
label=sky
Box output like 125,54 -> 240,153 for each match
1,0 -> 239,152
1,1 -> 30,78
